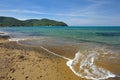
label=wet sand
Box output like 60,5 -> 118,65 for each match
20,37 -> 120,80
41,43 -> 120,80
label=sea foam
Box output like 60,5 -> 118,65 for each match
66,51 -> 116,80
9,38 -> 26,42
8,36 -> 38,42
39,46 -> 116,80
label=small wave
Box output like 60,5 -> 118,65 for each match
66,51 -> 116,80
0,31 -> 9,35
8,36 -> 40,42
9,38 -> 26,42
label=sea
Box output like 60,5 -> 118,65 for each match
0,26 -> 120,80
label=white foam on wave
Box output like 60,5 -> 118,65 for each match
40,46 -> 70,60
39,46 -> 116,80
66,51 -> 116,80
0,31 -> 9,35
8,36 -> 39,42
9,38 -> 26,42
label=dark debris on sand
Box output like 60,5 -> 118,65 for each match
0,35 -> 10,40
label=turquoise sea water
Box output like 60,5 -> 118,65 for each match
0,26 -> 120,80
0,26 -> 120,45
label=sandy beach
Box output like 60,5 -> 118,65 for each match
0,34 -> 120,80
0,35 -> 84,80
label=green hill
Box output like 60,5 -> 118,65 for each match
0,16 -> 68,26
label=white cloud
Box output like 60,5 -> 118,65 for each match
0,9 -> 46,15
0,9 -> 89,17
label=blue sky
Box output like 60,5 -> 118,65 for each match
0,0 -> 120,26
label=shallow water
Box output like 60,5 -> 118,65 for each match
0,26 -> 120,80
0,26 -> 120,45
19,37 -> 120,80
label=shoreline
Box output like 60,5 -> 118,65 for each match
0,35 -> 83,80
0,33 -> 120,80
12,36 -> 120,80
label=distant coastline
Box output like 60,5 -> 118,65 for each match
0,16 -> 68,27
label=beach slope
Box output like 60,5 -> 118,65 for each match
0,36 -> 81,80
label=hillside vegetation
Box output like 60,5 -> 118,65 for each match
0,16 -> 68,26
